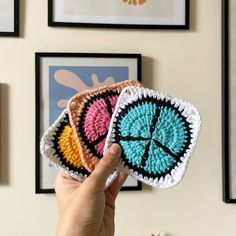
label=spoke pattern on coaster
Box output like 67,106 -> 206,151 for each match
91,97 -> 113,145
105,88 -> 199,187
141,140 -> 151,167
92,130 -> 108,145
120,136 -> 150,141
78,91 -> 119,160
149,106 -> 160,135
153,139 -> 179,160
104,97 -> 113,117
118,104 -> 181,170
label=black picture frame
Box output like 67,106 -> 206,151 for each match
48,0 -> 189,29
35,52 -> 142,194
222,0 -> 236,203
0,0 -> 19,37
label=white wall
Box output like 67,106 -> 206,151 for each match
1,0 -> 235,236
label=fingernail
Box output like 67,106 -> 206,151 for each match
109,143 -> 121,156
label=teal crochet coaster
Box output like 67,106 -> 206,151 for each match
105,86 -> 201,188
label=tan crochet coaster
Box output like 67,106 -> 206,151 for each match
68,80 -> 142,172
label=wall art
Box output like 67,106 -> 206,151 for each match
0,0 -> 19,36
222,0 -> 236,203
35,52 -> 142,193
48,0 -> 189,29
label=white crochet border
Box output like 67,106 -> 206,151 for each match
104,86 -> 201,189
40,109 -> 118,188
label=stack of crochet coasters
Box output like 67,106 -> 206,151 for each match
40,80 -> 141,187
105,86 -> 201,188
41,82 -> 200,189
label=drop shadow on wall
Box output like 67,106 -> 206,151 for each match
142,56 -> 155,90
0,84 -> 10,185
19,0 -> 26,37
189,0 -> 196,32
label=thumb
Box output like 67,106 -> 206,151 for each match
87,143 -> 121,189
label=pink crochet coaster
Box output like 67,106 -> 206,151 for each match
68,80 -> 142,172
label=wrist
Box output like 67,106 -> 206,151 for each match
56,223 -> 95,236
56,222 -> 80,236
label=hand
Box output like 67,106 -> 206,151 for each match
55,144 -> 128,236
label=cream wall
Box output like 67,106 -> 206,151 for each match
0,0 -> 234,236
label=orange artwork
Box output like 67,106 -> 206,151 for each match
122,0 -> 148,5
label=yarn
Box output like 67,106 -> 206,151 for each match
58,125 -> 83,168
68,80 -> 142,172
40,110 -> 90,182
41,82 -> 200,189
40,109 -> 119,187
105,86 -> 201,188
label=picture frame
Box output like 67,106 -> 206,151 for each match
48,0 -> 189,29
0,0 -> 19,36
222,0 -> 236,203
35,52 -> 142,194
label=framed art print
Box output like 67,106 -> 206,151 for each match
48,0 -> 189,29
35,52 -> 142,193
0,0 -> 19,36
222,0 -> 236,203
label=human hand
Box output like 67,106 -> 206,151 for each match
55,143 -> 128,236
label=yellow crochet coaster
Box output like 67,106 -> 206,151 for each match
58,125 -> 83,168
40,109 -> 119,187
40,110 -> 90,182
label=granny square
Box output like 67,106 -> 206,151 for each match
105,86 -> 201,188
68,80 -> 142,172
40,109 -> 118,187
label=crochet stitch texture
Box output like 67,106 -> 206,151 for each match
40,109 -> 119,187
40,110 -> 90,182
58,125 -> 83,168
105,86 -> 201,188
40,82 -> 200,189
68,80 -> 142,172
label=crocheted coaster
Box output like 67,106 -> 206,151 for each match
105,86 -> 201,188
68,80 -> 142,172
40,110 -> 90,181
40,109 -> 118,186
